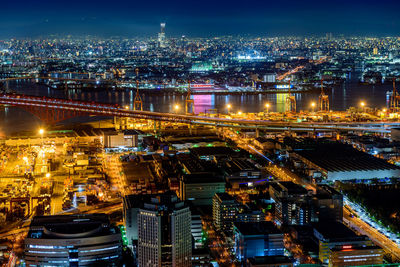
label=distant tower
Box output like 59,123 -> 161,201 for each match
185,81 -> 195,114
134,68 -> 143,111
390,78 -> 399,111
158,22 -> 166,48
285,80 -> 296,113
319,79 -> 329,112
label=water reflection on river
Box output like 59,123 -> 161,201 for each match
0,80 -> 393,135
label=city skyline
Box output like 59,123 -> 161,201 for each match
1,0 -> 400,38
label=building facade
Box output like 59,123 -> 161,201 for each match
24,214 -> 122,267
137,192 -> 192,267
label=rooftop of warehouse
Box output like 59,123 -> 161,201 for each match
294,143 -> 400,172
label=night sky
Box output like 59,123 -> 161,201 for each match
1,0 -> 400,38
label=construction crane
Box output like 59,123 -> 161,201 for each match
134,68 -> 143,111
285,80 -> 296,113
319,79 -> 329,112
185,81 -> 195,114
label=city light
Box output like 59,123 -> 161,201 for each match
360,101 -> 365,107
311,101 -> 316,112
174,104 -> 180,113
45,173 -> 51,178
265,103 -> 270,113
237,111 -> 242,115
125,105 -> 129,110
39,129 -> 44,135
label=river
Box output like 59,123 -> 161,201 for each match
0,80 -> 393,136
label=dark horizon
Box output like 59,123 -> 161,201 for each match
1,0 -> 400,38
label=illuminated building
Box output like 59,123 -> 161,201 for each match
263,73 -> 276,83
313,221 -> 374,264
24,214 -> 122,267
269,181 -> 314,226
329,245 -> 383,267
212,193 -> 239,234
137,192 -> 192,267
158,22 -> 166,48
234,221 -> 284,263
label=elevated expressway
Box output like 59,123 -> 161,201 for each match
0,94 -> 398,133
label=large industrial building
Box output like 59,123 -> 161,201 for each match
292,143 -> 400,181
24,214 -> 122,267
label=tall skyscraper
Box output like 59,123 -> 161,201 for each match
158,22 -> 167,48
137,192 -> 192,267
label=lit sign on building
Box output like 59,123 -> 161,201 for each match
275,84 -> 293,89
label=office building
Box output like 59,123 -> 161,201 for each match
123,194 -> 149,247
158,23 -> 166,48
269,181 -> 314,226
329,245 -> 383,267
137,192 -> 192,267
191,213 -> 203,249
314,185 -> 343,222
212,193 -> 239,233
313,221 -> 374,264
24,214 -> 122,267
234,222 -> 284,263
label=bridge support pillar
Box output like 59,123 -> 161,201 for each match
189,123 -> 192,135
256,128 -> 260,138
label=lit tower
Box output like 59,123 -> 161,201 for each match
134,68 -> 143,111
390,78 -> 400,112
319,79 -> 329,112
158,22 -> 166,48
185,81 -> 195,114
285,80 -> 296,113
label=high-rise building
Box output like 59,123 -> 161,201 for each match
212,193 -> 239,234
24,214 -> 122,267
158,23 -> 166,48
137,192 -> 192,267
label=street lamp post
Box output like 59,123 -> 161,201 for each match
226,104 -> 232,114
311,102 -> 316,113
39,128 -> 44,146
360,101 -> 366,112
265,103 -> 270,114
174,104 -> 180,114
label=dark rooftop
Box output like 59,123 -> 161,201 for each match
27,214 -> 118,239
295,143 -> 400,172
247,255 -> 292,265
234,221 -> 281,236
270,181 -> 309,195
313,221 -> 366,241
